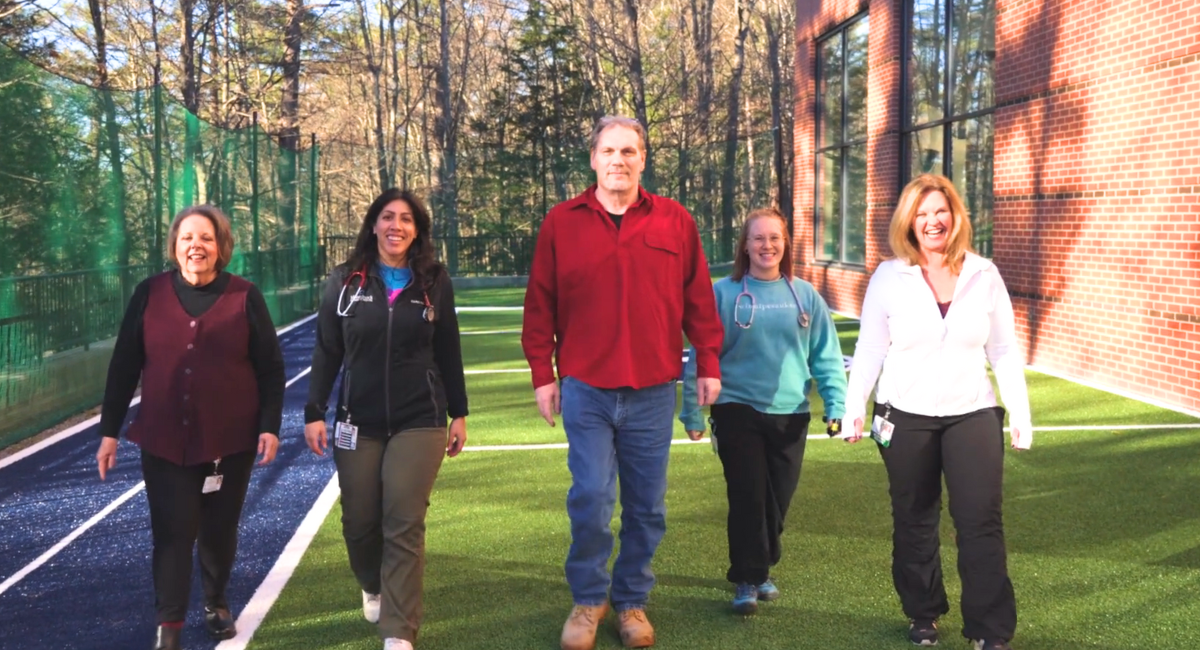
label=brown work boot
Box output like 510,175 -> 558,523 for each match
561,603 -> 609,650
617,608 -> 655,648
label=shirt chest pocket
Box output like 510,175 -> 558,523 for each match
639,232 -> 681,282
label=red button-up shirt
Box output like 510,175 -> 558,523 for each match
522,185 -> 724,389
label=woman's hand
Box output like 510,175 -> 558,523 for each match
686,429 -> 704,441
96,437 -> 118,480
447,417 -> 467,457
845,418 -> 865,443
304,421 -> 328,457
1010,427 -> 1031,450
257,433 -> 279,465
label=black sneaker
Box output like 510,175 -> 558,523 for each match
971,640 -> 1012,650
908,618 -> 938,646
204,605 -> 237,640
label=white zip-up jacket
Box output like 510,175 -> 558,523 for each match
845,252 -> 1033,442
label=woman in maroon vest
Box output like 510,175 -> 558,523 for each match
304,189 -> 468,650
95,205 -> 285,650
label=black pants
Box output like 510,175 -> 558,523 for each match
141,449 -> 256,623
710,403 -> 810,585
875,403 -> 1015,642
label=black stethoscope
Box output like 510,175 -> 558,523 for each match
336,265 -> 435,322
733,276 -> 809,330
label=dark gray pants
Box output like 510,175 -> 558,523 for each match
334,428 -> 447,642
876,403 -> 1015,642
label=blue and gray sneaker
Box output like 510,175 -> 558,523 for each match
732,583 -> 758,615
756,578 -> 780,601
908,618 -> 938,646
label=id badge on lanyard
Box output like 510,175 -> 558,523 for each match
335,420 -> 359,451
202,458 -> 224,494
871,403 -> 895,448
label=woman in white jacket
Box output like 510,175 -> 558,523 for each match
844,174 -> 1031,650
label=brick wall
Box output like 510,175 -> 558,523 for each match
793,0 -> 1200,413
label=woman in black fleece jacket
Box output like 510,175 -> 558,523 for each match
303,189 -> 468,650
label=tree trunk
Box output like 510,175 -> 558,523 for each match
622,0 -> 653,191
765,11 -> 793,222
354,0 -> 389,192
88,0 -> 129,299
435,0 -> 459,274
720,0 -> 751,257
676,10 -> 690,211
690,0 -> 715,230
275,0 -> 303,249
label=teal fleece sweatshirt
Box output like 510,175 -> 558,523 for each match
680,275 -> 848,432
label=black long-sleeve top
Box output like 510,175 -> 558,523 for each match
99,271 -> 286,439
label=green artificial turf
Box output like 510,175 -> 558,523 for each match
250,287 -> 1200,650
252,433 -> 1200,650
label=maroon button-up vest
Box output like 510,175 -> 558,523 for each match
126,272 -> 260,466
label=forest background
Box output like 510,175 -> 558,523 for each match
0,0 -> 802,276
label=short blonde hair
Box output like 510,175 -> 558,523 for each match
889,174 -> 974,273
167,205 -> 235,272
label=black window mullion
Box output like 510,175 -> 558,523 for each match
839,146 -> 847,261
943,0 -> 954,178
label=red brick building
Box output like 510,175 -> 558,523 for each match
792,0 -> 1200,415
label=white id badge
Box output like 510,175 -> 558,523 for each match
871,415 -> 895,447
202,474 -> 224,493
335,421 -> 359,450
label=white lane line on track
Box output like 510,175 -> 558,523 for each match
0,364 -> 315,594
216,474 -> 342,650
0,314 -> 318,471
0,480 -> 146,596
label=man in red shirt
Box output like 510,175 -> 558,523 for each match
522,116 -> 724,650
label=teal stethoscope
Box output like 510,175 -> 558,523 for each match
733,276 -> 810,329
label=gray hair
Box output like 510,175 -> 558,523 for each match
589,115 -> 647,153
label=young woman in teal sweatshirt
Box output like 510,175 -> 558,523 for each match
680,207 -> 848,615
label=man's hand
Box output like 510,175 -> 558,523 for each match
535,382 -> 561,426
696,377 -> 722,406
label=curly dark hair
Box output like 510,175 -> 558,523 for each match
344,189 -> 443,290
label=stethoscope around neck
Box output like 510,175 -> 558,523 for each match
733,275 -> 810,330
335,264 -> 434,322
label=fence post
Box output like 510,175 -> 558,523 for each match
251,112 -> 261,285
309,133 -> 319,301
153,85 -> 164,272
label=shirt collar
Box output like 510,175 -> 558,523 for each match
896,252 -> 989,279
572,184 -> 654,214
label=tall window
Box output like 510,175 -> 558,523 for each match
906,0 -> 995,256
815,14 -> 869,264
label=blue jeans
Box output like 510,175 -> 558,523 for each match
560,377 -> 677,611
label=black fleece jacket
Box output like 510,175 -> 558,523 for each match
304,264 -> 468,437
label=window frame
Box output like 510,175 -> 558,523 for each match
901,0 -> 996,256
813,11 -> 870,267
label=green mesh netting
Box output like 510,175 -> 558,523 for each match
0,45 -> 319,448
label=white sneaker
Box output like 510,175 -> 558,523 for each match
362,591 -> 381,623
383,639 -> 413,650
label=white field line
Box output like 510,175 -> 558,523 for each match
462,422 -> 1200,453
461,329 -> 521,336
216,474 -> 342,650
0,315 -> 318,471
455,306 -> 523,312
0,365 -> 314,594
0,480 -> 146,596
